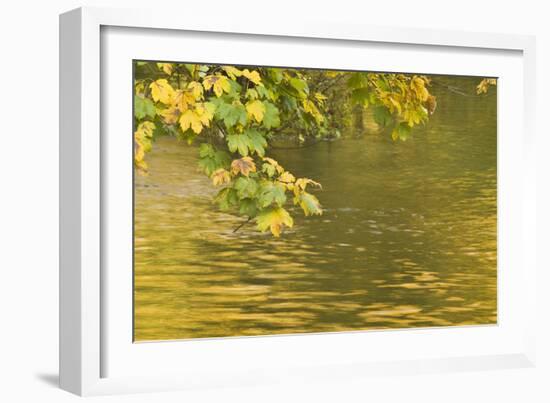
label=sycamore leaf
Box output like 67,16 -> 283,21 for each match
262,157 -> 284,174
301,99 -> 324,124
203,75 -> 232,97
246,88 -> 259,100
187,81 -> 204,99
227,134 -> 250,156
173,89 -> 196,112
135,121 -> 155,142
157,63 -> 174,75
231,157 -> 256,177
179,110 -> 202,134
257,181 -> 287,208
372,106 -> 393,127
198,145 -> 231,176
289,77 -> 309,97
211,168 -> 232,186
476,78 -> 497,94
350,88 -> 371,106
134,95 -> 156,120
158,106 -> 180,124
245,129 -> 267,157
262,163 -> 276,178
256,207 -> 294,237
262,102 -> 280,129
222,66 -> 242,80
215,187 -> 239,211
246,100 -> 266,123
391,122 -> 411,141
150,79 -> 175,104
134,121 -> 156,172
233,176 -> 259,199
294,177 -> 322,194
278,171 -> 295,184
426,95 -> 437,115
195,102 -> 215,125
411,76 -> 429,102
238,198 -> 258,217
295,192 -> 323,216
241,69 -> 262,85
213,99 -> 247,129
314,92 -> 328,103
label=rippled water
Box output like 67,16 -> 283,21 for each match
134,77 -> 497,341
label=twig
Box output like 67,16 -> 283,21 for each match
233,217 -> 252,233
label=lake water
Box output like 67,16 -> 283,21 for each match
134,77 -> 497,341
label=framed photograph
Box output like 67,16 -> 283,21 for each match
60,7 -> 537,396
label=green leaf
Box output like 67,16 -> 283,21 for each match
372,106 -> 393,127
213,99 -> 247,129
238,198 -> 258,217
347,73 -> 366,89
227,129 -> 267,157
256,207 -> 293,237
262,163 -> 276,177
257,181 -> 287,208
350,88 -> 370,106
289,77 -> 309,97
227,134 -> 250,156
233,177 -> 259,199
392,122 -> 412,141
198,145 -> 231,176
134,95 -> 156,120
199,143 -> 215,158
262,102 -> 280,129
215,188 -> 238,211
268,68 -> 284,84
295,192 -> 322,216
245,129 -> 267,157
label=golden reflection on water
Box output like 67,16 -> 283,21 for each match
134,78 -> 497,341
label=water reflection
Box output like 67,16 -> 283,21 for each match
134,77 -> 497,341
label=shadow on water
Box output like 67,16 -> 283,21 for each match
134,76 -> 497,341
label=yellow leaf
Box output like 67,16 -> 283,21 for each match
411,76 -> 429,102
278,171 -> 296,183
187,81 -> 204,99
149,79 -> 175,104
222,66 -> 242,80
156,63 -> 174,75
134,81 -> 146,96
203,75 -> 231,97
241,69 -> 262,85
194,102 -> 214,126
246,100 -> 266,123
231,157 -> 256,177
314,92 -> 328,104
134,121 -> 155,172
211,169 -> 232,186
476,78 -> 497,94
294,177 -> 322,195
135,121 -> 155,141
159,106 -> 180,125
387,96 -> 402,115
173,90 -> 195,112
179,109 -> 203,134
262,157 -> 284,173
426,95 -> 437,115
301,99 -> 324,124
256,207 -> 294,237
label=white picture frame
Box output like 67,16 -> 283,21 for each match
59,6 -> 537,396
